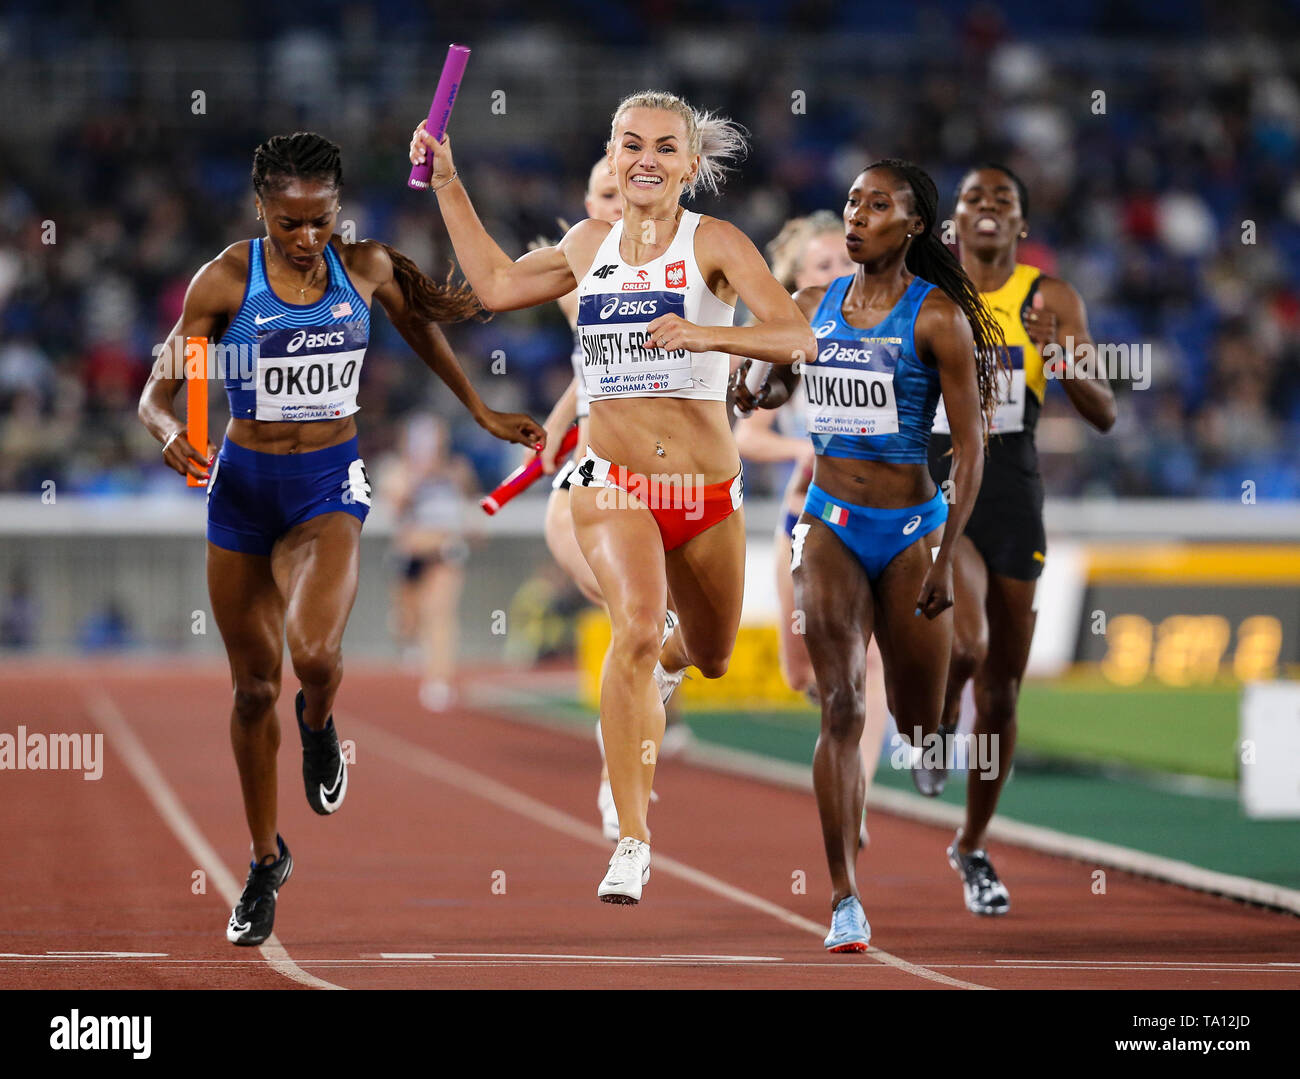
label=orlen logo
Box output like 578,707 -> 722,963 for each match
814,320 -> 837,339
819,342 -> 873,364
286,329 -> 345,354
599,298 -> 660,319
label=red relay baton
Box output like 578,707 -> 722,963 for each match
480,425 -> 579,516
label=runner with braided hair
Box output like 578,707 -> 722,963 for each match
138,131 -> 543,946
736,159 -> 1004,951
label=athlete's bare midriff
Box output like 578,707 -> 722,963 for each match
225,415 -> 358,455
814,454 -> 938,509
586,396 -> 739,481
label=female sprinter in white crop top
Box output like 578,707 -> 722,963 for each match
412,90 -> 814,905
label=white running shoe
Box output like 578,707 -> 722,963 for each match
597,779 -> 619,841
653,662 -> 684,704
598,837 -> 651,904
661,609 -> 679,646
654,611 -> 683,703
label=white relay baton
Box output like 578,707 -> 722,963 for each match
733,360 -> 773,419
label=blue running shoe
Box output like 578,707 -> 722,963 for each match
823,895 -> 871,952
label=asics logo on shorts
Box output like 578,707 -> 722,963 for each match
903,515 -> 922,535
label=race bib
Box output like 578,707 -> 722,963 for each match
933,346 -> 1025,435
255,322 -> 367,422
802,339 -> 900,436
577,292 -> 693,398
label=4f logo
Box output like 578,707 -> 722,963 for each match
665,260 -> 685,288
592,264 -> 617,279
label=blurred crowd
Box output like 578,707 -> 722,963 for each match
1,0 -> 1298,499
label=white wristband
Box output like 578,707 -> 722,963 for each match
162,430 -> 182,455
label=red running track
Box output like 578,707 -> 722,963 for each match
0,660 -> 1296,990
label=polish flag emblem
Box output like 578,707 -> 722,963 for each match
666,260 -> 685,288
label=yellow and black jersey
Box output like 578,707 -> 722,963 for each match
932,262 -> 1045,463
928,263 -> 1048,579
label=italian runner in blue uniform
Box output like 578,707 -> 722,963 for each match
736,160 -> 1005,951
138,132 -> 544,946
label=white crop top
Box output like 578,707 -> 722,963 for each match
575,210 -> 734,403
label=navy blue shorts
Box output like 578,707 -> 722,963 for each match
207,437 -> 371,556
794,484 -> 947,581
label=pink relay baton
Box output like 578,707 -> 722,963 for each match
407,43 -> 472,190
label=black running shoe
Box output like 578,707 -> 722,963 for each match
911,723 -> 956,797
297,689 -> 346,815
946,832 -> 1010,916
226,835 -> 293,946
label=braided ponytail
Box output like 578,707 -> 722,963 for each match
865,159 -> 1007,435
379,244 -> 484,324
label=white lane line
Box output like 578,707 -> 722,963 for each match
951,963 -> 1296,974
474,681 -> 1300,919
348,717 -> 990,990
0,953 -> 170,960
681,739 -> 1300,917
83,688 -> 344,991
2,958 -> 1293,976
998,961 -> 1284,972
380,952 -> 784,962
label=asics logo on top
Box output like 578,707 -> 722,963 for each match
819,342 -> 874,364
903,515 -> 923,535
814,320 -> 837,339
286,329 -> 346,354
599,297 -> 660,319
592,264 -> 617,278
254,313 -> 286,325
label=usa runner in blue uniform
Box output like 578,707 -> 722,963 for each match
138,132 -> 543,946
736,160 -> 1004,951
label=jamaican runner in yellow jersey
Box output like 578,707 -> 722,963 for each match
929,164 -> 1117,916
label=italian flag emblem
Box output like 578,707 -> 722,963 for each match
822,502 -> 849,526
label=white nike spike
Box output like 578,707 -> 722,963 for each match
317,758 -> 347,814
597,837 -> 651,904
